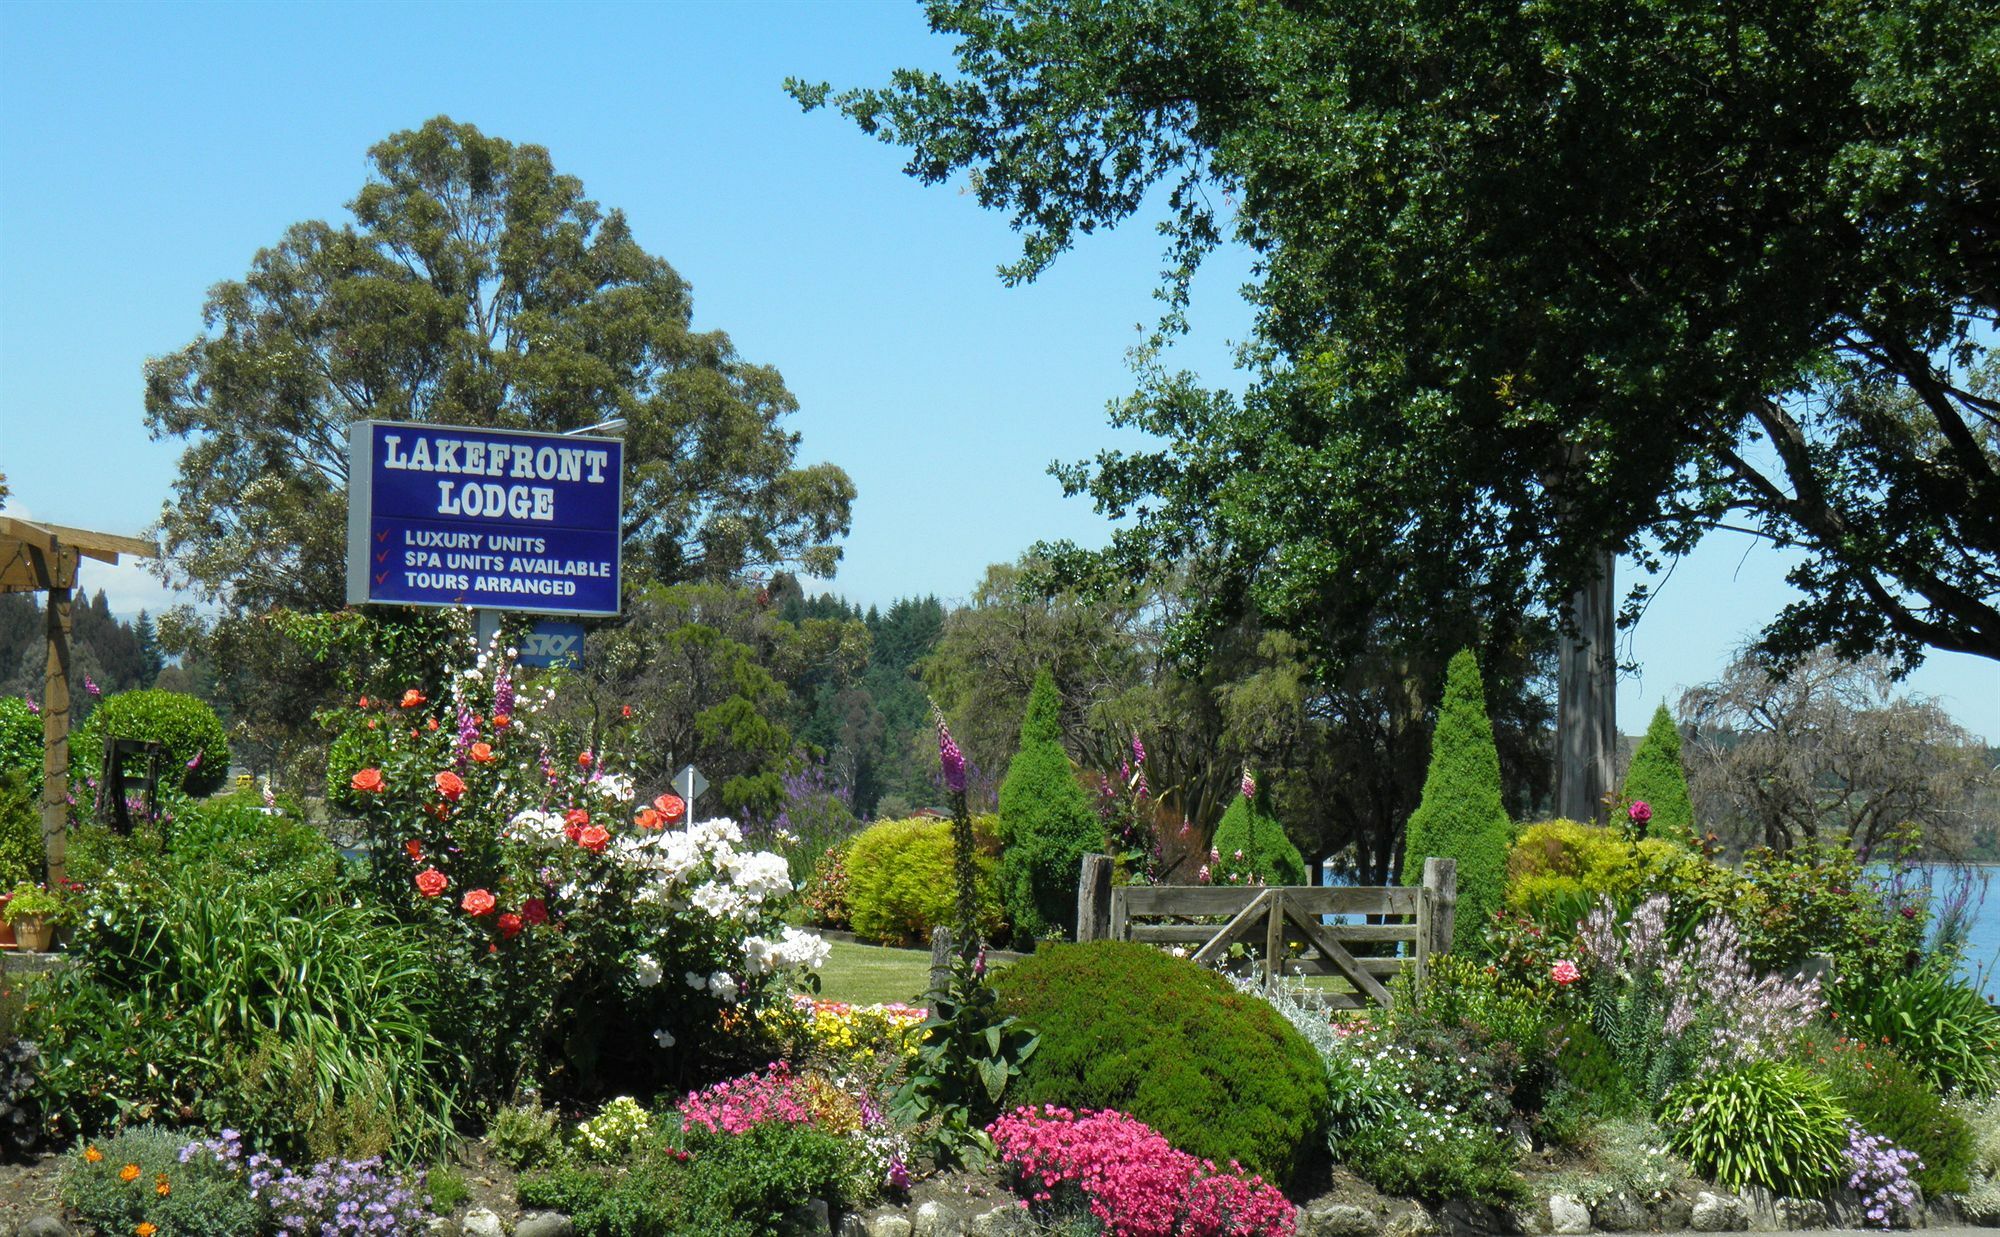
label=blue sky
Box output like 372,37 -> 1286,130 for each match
1,0 -> 1993,740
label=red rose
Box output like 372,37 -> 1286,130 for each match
435,771 -> 467,802
350,768 -> 385,794
492,713 -> 511,729
634,808 -> 663,831
578,751 -> 595,768
470,742 -> 497,764
564,808 -> 591,827
405,839 -> 423,863
401,689 -> 426,709
366,720 -> 378,731
579,825 -> 610,854
461,888 -> 497,917
426,718 -> 439,731
522,898 -> 549,925
653,793 -> 686,822
357,696 -> 370,708
414,868 -> 448,898
621,705 -> 633,718
498,912 -> 523,939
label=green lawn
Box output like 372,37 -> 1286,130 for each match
814,939 -> 936,1006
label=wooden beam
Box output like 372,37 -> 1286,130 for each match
1282,899 -> 1394,1006
1191,888 -> 1275,969
0,516 -> 155,562
39,570 -> 71,887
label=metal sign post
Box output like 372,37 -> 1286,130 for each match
674,764 -> 708,815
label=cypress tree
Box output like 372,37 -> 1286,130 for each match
1401,649 -> 1512,936
997,670 -> 1107,940
1211,774 -> 1308,886
1622,702 -> 1696,842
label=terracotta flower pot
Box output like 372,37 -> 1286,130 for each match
0,916 -> 14,949
11,916 -> 54,953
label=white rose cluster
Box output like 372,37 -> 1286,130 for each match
741,926 -> 832,977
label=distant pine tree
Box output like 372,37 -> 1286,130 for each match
1210,774 -> 1308,886
134,610 -> 165,686
1401,648 -> 1513,937
1622,702 -> 1696,842
997,670 -> 1106,940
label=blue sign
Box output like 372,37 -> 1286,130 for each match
345,421 -> 623,616
518,620 -> 586,668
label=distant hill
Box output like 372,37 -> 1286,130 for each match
0,592 -> 164,721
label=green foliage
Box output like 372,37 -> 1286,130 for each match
1807,1031 -> 1974,1195
1659,1062 -> 1849,1196
1210,788 -> 1307,886
892,953 -> 1040,1166
488,1100 -> 565,1172
1621,704 -> 1695,842
30,858 -> 458,1160
994,940 -> 1327,1185
1418,954 -> 1564,1108
519,1120 -> 856,1237
1827,959 -> 2000,1097
0,695 -> 38,779
843,816 -> 1004,945
75,689 -> 231,797
427,1163 -> 471,1214
996,672 -> 1106,940
1738,841 -> 1926,996
797,840 -> 852,930
0,769 -> 39,898
1549,1117 -> 1692,1208
1402,650 -> 1511,936
60,1125 -> 264,1236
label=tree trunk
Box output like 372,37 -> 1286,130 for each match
1556,550 -> 1617,823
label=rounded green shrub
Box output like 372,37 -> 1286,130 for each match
844,816 -> 1004,944
1505,819 -> 1690,923
993,939 -> 1328,1185
1659,1061 -> 1848,1195
997,671 -> 1106,940
0,695 -> 39,779
1621,703 -> 1696,842
1210,785 -> 1307,886
75,689 -> 230,797
1402,650 -> 1512,937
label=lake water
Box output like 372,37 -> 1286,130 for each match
1931,864 -> 2000,997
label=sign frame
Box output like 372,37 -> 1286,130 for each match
346,419 -> 624,618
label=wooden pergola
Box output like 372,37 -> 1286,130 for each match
0,516 -> 156,887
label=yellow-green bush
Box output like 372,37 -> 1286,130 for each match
844,816 -> 1005,945
1505,819 -> 1692,921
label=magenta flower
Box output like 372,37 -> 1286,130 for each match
84,675 -> 100,697
1628,800 -> 1653,825
932,706 -> 966,794
1240,768 -> 1256,799
185,751 -> 202,770
23,695 -> 38,715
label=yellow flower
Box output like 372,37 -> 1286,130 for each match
120,1163 -> 141,1182
83,1146 -> 104,1163
138,1224 -> 158,1237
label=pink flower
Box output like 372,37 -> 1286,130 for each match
1240,768 -> 1256,799
1196,865 -> 1212,884
1551,959 -> 1580,986
1628,800 -> 1653,825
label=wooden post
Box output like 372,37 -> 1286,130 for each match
1108,886 -> 1129,942
41,580 -> 72,887
1264,890 -> 1285,992
1416,857 -> 1458,1003
1076,853 -> 1113,942
927,926 -> 954,1000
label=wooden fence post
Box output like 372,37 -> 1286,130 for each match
928,926 -> 954,1000
1264,890 -> 1285,992
1415,857 -> 1457,1003
1076,854 -> 1114,942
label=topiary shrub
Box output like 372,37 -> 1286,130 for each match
1401,649 -> 1512,937
1621,703 -> 1695,842
0,696 -> 38,780
992,939 -> 1328,1186
844,816 -> 1004,945
1210,777 -> 1307,886
1659,1061 -> 1848,1195
996,672 -> 1106,941
75,689 -> 230,797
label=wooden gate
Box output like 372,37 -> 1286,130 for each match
1078,856 -> 1456,1009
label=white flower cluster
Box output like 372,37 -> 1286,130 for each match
508,808 -> 568,847
742,927 -> 832,977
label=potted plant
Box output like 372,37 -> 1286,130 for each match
2,883 -> 62,952
0,891 -> 13,949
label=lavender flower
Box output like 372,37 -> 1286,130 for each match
1846,1125 -> 1922,1229
454,702 -> 478,769
493,660 -> 515,719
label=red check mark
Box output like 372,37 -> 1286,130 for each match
375,530 -> 389,543
375,550 -> 389,564
374,572 -> 389,586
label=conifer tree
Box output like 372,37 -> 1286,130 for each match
1622,702 -> 1696,842
997,670 -> 1107,940
1210,770 -> 1308,886
1401,649 -> 1512,935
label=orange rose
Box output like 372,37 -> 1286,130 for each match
634,808 -> 663,830
401,689 -> 426,709
366,719 -> 378,730
653,793 -> 686,822
405,839 -> 423,862
461,888 -> 497,917
579,825 -> 610,854
415,867 -> 449,898
426,717 -> 440,731
492,713 -> 511,729
578,751 -> 595,768
470,742 -> 497,764
564,808 -> 591,827
357,696 -> 370,708
435,770 -> 467,801
350,768 -> 385,794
